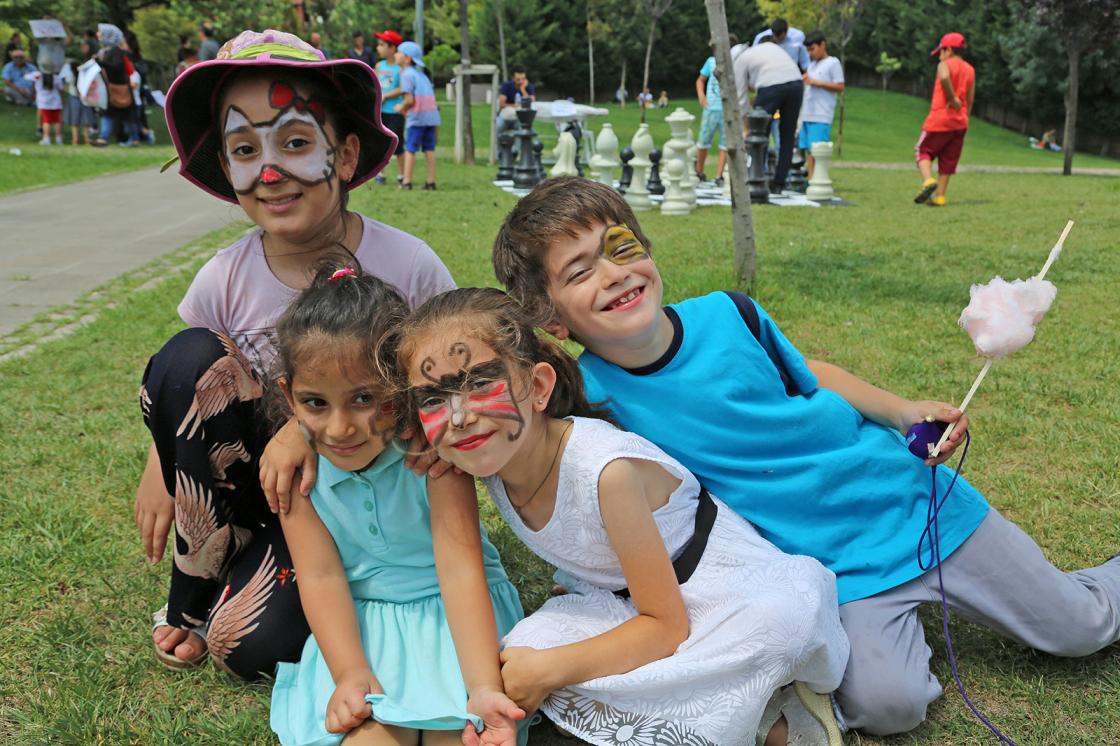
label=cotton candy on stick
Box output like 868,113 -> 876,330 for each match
929,220 -> 1074,457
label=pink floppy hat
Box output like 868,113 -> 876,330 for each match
164,29 -> 398,203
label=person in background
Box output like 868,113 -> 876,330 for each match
30,68 -> 63,144
177,33 -> 192,64
396,40 -> 440,191
84,29 -> 99,56
198,23 -> 220,61
657,89 -> 669,108
498,64 -> 535,110
799,30 -> 845,179
309,31 -> 328,59
733,35 -> 803,193
2,48 -> 36,106
696,35 -> 737,186
638,87 -> 653,109
4,30 -> 24,65
615,84 -> 627,108
374,29 -> 406,185
60,42 -> 97,145
913,32 -> 975,207
124,30 -> 156,144
346,30 -> 372,66
753,17 -> 808,72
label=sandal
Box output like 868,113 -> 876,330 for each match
152,605 -> 209,670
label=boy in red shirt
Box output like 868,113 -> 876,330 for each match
914,32 -> 975,207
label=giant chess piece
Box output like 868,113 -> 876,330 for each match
664,108 -> 697,207
550,131 -> 580,178
625,125 -> 653,212
590,123 -> 620,187
745,107 -> 771,204
512,99 -> 541,190
788,147 -> 809,194
533,140 -> 546,181
647,149 -> 665,195
563,122 -> 585,177
618,146 -> 635,193
806,141 -> 835,201
496,129 -> 516,181
659,158 -> 692,216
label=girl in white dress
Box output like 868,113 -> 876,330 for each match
395,288 -> 851,746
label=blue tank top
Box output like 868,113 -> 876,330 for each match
579,292 -> 988,604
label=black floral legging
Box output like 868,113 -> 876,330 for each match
140,327 -> 309,679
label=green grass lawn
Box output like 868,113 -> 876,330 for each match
2,157 -> 1118,743
0,99 -> 175,194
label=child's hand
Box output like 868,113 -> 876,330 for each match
325,669 -> 380,734
900,400 -> 970,466
402,431 -> 462,479
463,686 -> 526,746
498,646 -> 556,715
260,417 -> 317,514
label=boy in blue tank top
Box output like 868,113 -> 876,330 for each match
491,176 -> 1120,738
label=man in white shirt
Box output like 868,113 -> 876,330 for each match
800,30 -> 845,178
733,36 -> 803,192
752,18 -> 808,72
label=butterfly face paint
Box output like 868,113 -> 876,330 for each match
599,224 -> 650,266
223,81 -> 337,195
412,343 -> 525,448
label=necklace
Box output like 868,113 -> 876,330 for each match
509,420 -> 572,511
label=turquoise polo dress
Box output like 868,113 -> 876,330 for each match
271,444 -> 525,745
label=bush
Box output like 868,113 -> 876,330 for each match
134,6 -> 196,66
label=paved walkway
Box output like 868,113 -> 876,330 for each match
0,168 -> 241,337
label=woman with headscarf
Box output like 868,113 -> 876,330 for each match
92,23 -> 138,146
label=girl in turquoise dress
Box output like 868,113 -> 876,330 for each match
269,264 -> 527,746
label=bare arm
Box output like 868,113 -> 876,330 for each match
397,91 -> 415,113
805,76 -> 845,93
431,473 -> 525,744
966,81 -> 975,111
281,490 -> 381,732
695,75 -> 708,108
500,459 -> 689,712
937,61 -> 961,109
806,358 -> 969,464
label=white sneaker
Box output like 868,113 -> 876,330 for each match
756,683 -> 843,746
39,137 -> 51,145
54,136 -> 64,145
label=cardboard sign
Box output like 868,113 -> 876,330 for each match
29,19 -> 66,39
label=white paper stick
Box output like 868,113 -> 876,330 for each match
931,359 -> 993,458
1038,219 -> 1074,281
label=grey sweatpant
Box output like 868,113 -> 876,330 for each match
836,508 -> 1120,736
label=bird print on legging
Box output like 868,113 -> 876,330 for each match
177,333 -> 263,439
174,469 -> 251,580
207,545 -> 277,674
209,440 -> 251,490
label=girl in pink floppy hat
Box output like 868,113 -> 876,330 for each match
136,29 -> 460,689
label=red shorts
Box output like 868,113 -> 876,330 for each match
915,129 -> 967,174
39,108 -> 62,125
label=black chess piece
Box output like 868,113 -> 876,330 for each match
745,107 -> 771,203
565,122 -> 585,177
533,140 -> 546,181
618,146 -> 635,193
512,99 -> 541,189
496,129 -> 516,181
788,147 -> 808,194
646,148 -> 665,195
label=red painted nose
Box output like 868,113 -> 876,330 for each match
260,166 -> 284,184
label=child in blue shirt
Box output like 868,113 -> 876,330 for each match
491,176 -> 1120,738
395,41 -> 440,191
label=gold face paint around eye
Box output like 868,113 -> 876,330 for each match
599,224 -> 649,266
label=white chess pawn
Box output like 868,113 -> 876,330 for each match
550,131 -> 579,178
664,108 -> 696,206
806,141 -> 835,201
590,123 -> 620,187
626,124 -> 653,212
660,158 -> 691,216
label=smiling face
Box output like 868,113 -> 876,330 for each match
545,222 -> 665,353
284,343 -> 395,472
219,74 -> 358,243
407,333 -> 546,477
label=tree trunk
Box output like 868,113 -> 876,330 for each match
703,0 -> 756,292
414,0 -> 425,51
587,8 -> 595,104
836,91 -> 845,157
1062,42 -> 1080,176
496,0 -> 508,81
458,0 -> 475,164
640,18 -> 654,122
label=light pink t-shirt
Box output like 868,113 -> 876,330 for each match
178,214 -> 456,374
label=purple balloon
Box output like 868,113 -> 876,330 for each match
906,420 -> 949,459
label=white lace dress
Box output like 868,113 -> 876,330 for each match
485,417 -> 849,746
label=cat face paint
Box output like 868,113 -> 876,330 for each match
222,81 -> 337,195
599,224 -> 649,266
412,343 -> 525,448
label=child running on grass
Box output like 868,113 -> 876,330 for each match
397,288 -> 849,746
394,41 -> 440,191
492,176 -> 1120,738
269,264 -> 525,746
135,29 -> 455,679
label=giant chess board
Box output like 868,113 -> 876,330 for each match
491,179 -> 847,207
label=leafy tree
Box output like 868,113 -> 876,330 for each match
133,5 -> 193,65
637,0 -> 673,102
875,51 -> 900,92
1019,0 -> 1120,174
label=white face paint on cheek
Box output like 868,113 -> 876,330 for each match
224,108 -> 336,194
449,393 -> 465,428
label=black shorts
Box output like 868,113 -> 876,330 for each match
382,112 -> 405,155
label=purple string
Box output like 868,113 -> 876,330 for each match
917,432 -> 1019,746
